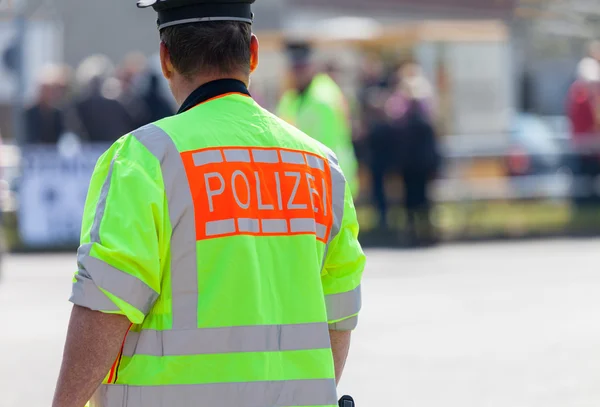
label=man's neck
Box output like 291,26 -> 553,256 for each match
175,74 -> 249,106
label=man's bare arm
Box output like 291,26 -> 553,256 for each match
329,330 -> 351,385
52,305 -> 131,407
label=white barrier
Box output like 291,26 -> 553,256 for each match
17,143 -> 110,247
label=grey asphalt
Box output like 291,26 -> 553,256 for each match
1,240 -> 600,407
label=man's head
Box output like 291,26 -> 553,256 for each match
119,52 -> 147,90
285,41 -> 315,93
75,54 -> 115,95
37,64 -> 69,106
160,21 -> 257,82
143,0 -> 259,105
577,57 -> 600,83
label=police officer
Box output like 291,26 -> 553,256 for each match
52,1 -> 365,407
277,41 -> 360,198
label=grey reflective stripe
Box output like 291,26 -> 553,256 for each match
70,272 -> 120,312
77,244 -> 159,314
306,154 -> 325,171
122,330 -> 139,358
91,379 -> 337,407
224,149 -> 250,163
316,223 -> 328,240
193,150 -> 223,166
326,150 -> 346,242
73,151 -> 159,314
90,157 -> 115,243
238,218 -> 259,233
132,124 -> 198,330
325,285 -> 361,322
281,150 -> 306,165
329,315 -> 358,331
252,149 -> 279,163
290,218 -> 316,233
262,219 -> 287,233
206,219 -> 236,236
322,150 -> 347,269
200,216 -> 329,237
122,322 -> 331,357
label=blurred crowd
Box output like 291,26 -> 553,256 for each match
21,39 -> 600,245
24,52 -> 175,146
354,58 -> 441,243
22,47 -> 445,245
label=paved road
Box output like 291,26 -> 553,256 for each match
2,240 -> 600,407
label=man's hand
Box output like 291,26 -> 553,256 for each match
52,305 -> 131,407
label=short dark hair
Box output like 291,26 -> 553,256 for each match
160,21 -> 252,80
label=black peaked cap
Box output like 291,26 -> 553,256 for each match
137,0 -> 255,30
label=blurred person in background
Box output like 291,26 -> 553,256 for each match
365,92 -> 395,231
386,62 -> 440,246
71,54 -> 135,142
56,64 -> 91,142
117,52 -> 152,129
24,65 -> 66,144
50,64 -> 75,105
567,51 -> 600,207
277,41 -> 359,197
118,53 -> 175,127
358,55 -> 393,229
141,72 -> 175,122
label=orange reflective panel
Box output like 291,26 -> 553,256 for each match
181,147 -> 334,242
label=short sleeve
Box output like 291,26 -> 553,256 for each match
321,167 -> 366,331
70,135 -> 166,325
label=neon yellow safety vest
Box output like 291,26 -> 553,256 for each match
71,79 -> 366,407
277,74 -> 360,198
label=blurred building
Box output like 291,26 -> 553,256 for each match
10,0 -> 515,68
9,0 -> 600,141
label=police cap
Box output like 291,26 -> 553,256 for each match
137,0 -> 255,31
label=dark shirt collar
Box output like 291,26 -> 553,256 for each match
177,79 -> 251,114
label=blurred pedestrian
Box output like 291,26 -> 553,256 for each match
24,65 -> 67,145
49,64 -> 75,106
72,54 -> 135,143
366,92 -> 395,230
117,52 -> 152,129
277,41 -> 360,197
141,72 -> 175,122
357,56 -> 393,228
387,63 -> 441,246
567,53 -> 600,206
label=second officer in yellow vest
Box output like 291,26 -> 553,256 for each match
278,42 -> 360,198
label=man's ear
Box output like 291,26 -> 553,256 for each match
250,34 -> 259,74
160,41 -> 174,80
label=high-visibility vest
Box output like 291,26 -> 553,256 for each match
71,79 -> 366,407
277,73 -> 360,198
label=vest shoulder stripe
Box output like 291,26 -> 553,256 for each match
132,124 -> 199,330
